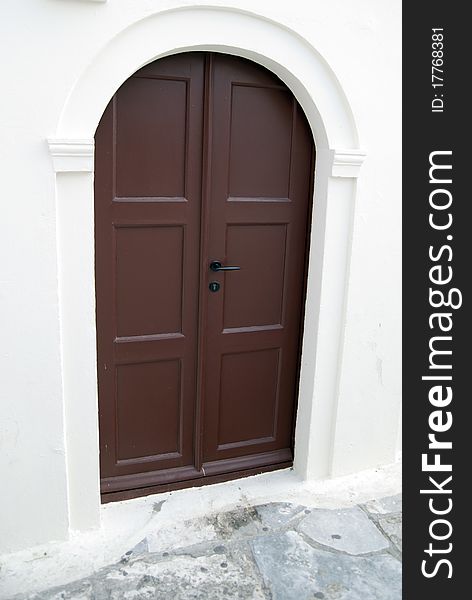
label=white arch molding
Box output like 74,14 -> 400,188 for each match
48,5 -> 366,532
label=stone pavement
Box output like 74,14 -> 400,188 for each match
14,494 -> 402,600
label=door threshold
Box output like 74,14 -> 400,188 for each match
101,459 -> 293,504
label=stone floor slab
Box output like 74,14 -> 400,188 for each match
364,494 -> 402,515
255,502 -> 306,531
251,530 -> 401,600
29,549 -> 268,600
297,506 -> 389,555
206,506 -> 263,541
377,514 -> 402,553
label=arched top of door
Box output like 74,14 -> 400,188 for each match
51,4 -> 365,176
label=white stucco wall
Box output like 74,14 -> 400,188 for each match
0,0 -> 401,553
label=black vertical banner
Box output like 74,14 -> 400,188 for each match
403,3 -> 468,598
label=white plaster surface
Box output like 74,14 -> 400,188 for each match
0,0 -> 401,553
0,463 -> 401,599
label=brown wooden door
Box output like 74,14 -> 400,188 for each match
95,52 -> 314,500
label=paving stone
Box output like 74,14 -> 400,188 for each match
31,550 -> 267,600
29,581 -> 94,600
255,502 -> 306,530
251,530 -> 401,600
207,506 -> 263,541
364,494 -> 402,515
297,506 -> 389,555
122,537 -> 149,561
378,514 -> 402,553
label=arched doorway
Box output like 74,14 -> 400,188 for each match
48,4 -> 365,531
95,52 -> 315,500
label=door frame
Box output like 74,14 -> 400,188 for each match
48,5 -> 365,533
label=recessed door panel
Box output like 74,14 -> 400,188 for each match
95,52 -> 314,499
228,85 -> 293,199
217,348 -> 280,449
115,225 -> 184,338
115,78 -> 188,198
223,224 -> 287,330
116,360 -> 182,462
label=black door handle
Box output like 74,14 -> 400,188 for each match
209,260 -> 241,272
